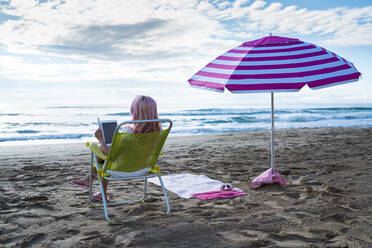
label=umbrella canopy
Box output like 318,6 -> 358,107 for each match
188,35 -> 361,188
188,35 -> 361,93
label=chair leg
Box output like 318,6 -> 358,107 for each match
143,178 -> 148,200
88,152 -> 94,206
99,180 -> 110,221
95,163 -> 110,221
157,174 -> 170,214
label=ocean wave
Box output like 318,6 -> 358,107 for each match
4,122 -> 90,127
204,119 -> 232,124
0,113 -> 21,116
175,116 -> 264,125
317,107 -> 372,111
279,115 -> 327,122
333,114 -> 372,120
171,126 -> 266,134
46,106 -> 114,109
230,116 -> 259,123
16,130 -> 40,134
0,133 -> 91,142
161,109 -> 296,117
304,107 -> 372,113
106,112 -> 130,116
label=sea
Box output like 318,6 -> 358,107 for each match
1,105 -> 372,146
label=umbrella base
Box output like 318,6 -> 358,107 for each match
251,168 -> 287,189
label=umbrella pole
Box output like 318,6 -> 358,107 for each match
270,92 -> 276,175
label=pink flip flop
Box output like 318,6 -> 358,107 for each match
72,179 -> 89,190
92,192 -> 102,202
92,192 -> 110,202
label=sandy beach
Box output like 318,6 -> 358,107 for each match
0,127 -> 371,247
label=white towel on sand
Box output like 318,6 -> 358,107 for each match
148,173 -> 223,198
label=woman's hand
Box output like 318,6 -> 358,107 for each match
95,129 -> 104,142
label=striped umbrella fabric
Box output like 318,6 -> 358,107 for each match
188,35 -> 361,93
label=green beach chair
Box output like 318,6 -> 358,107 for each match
87,119 -> 172,221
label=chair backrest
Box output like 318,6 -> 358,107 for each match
103,119 -> 172,173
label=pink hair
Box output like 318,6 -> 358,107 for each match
130,95 -> 161,133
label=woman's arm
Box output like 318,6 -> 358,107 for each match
95,129 -> 110,155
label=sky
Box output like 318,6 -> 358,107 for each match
0,0 -> 371,110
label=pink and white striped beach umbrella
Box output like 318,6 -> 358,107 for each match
188,35 -> 361,188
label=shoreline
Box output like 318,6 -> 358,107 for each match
1,126 -> 371,247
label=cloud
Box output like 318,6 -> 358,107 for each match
0,0 -> 233,85
40,18 -> 180,61
201,1 -> 372,46
0,1 -> 231,60
0,0 -> 371,88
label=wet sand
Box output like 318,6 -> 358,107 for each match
0,127 -> 371,247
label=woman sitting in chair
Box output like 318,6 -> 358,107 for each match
73,95 -> 161,201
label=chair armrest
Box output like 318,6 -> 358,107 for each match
86,142 -> 108,160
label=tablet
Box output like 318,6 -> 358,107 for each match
97,118 -> 117,145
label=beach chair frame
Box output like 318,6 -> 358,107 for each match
88,119 -> 172,221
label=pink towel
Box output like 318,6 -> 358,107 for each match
251,168 -> 287,189
192,190 -> 247,200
